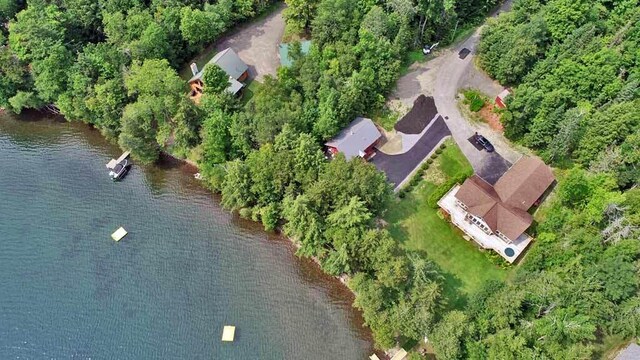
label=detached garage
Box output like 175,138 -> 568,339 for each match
325,117 -> 382,161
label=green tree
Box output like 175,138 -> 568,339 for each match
220,159 -> 254,211
118,99 -> 161,163
172,97 -> 203,153
0,0 -> 19,23
558,168 -> 592,207
8,91 -> 42,113
9,2 -> 66,63
0,45 -> 28,109
431,311 -> 468,360
180,5 -> 227,47
200,109 -> 231,168
202,64 -> 229,94
282,194 -> 326,257
284,0 -> 318,35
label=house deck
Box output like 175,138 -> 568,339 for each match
438,185 -> 532,263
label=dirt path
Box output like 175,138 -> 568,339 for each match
182,4 -> 285,83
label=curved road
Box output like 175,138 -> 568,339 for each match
432,1 -> 515,184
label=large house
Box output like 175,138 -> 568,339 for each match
438,156 -> 555,262
325,117 -> 382,160
188,48 -> 249,102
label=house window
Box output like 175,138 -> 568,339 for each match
496,231 -> 512,244
456,200 -> 468,210
466,214 -> 492,234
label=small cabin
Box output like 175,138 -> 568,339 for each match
188,48 -> 249,103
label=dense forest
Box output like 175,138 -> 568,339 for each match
432,0 -> 640,358
5,0 -> 637,358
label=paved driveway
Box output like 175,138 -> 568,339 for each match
371,116 -> 451,189
477,152 -> 511,184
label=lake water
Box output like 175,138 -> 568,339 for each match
0,113 -> 374,359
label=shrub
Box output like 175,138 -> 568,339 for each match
435,148 -> 443,154
462,89 -> 486,112
238,207 -> 253,218
427,158 -> 434,164
427,172 -> 471,208
260,203 -> 280,231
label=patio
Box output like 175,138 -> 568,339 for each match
438,185 -> 532,263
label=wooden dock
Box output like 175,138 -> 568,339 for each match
106,151 -> 130,170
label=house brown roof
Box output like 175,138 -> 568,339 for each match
454,157 -> 554,240
494,157 -> 555,210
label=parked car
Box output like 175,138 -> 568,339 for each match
422,42 -> 439,55
475,133 -> 495,152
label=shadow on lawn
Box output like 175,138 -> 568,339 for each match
387,193 -> 468,310
411,248 -> 469,310
384,194 -> 469,310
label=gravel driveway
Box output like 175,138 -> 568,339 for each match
182,4 -> 285,83
215,4 -> 285,82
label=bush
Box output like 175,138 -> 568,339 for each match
431,153 -> 437,159
435,148 -> 443,154
427,172 -> 471,208
462,89 -> 486,112
427,158 -> 434,164
260,203 -> 280,231
238,207 -> 253,218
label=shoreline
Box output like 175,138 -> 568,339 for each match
170,150 -> 355,287
1,106 -> 386,359
0,112 -> 380,358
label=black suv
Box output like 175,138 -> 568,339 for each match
475,134 -> 495,152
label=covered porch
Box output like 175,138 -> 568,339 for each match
438,185 -> 532,263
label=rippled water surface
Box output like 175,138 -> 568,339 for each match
0,113 -> 373,359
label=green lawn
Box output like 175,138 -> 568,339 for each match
241,80 -> 262,106
385,141 -> 510,308
372,106 -> 400,131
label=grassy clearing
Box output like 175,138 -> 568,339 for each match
385,140 -> 510,308
461,88 -> 487,112
399,49 -> 428,75
242,80 -> 263,105
372,106 -> 400,131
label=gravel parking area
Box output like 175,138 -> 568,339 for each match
182,4 -> 285,82
216,4 -> 285,82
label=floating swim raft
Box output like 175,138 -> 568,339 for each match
111,227 -> 128,242
106,151 -> 130,170
221,326 -> 236,342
